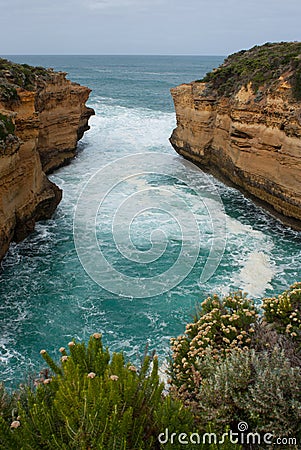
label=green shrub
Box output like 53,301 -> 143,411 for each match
170,292 -> 258,404
0,82 -> 18,101
0,335 -> 242,450
263,282 -> 301,345
169,284 -> 301,448
198,41 -> 301,99
0,383 -> 17,425
0,58 -> 52,102
0,113 -> 15,142
0,334 -> 196,450
197,347 -> 301,441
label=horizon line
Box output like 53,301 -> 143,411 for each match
1,53 -> 226,57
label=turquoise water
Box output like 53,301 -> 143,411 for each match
1,55 -> 301,387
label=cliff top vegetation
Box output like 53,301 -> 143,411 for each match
0,58 -> 51,101
0,283 -> 300,448
199,41 -> 301,100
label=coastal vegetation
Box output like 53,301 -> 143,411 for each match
0,113 -> 15,142
0,58 -> 53,146
0,283 -> 300,448
169,283 -> 301,442
0,58 -> 51,101
199,41 -> 301,99
0,335 -> 236,449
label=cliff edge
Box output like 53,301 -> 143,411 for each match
170,42 -> 301,228
0,59 -> 94,261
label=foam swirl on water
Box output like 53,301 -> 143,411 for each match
73,152 -> 227,298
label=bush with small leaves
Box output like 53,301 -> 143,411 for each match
250,319 -> 301,368
197,347 -> 301,442
0,113 -> 15,142
263,282 -> 301,345
170,291 -> 258,405
199,42 -> 301,100
0,57 -> 51,102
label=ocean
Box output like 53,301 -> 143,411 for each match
1,55 -> 301,387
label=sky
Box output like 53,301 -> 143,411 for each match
0,0 -> 300,55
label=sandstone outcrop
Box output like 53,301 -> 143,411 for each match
0,59 -> 94,261
35,71 -> 95,173
170,42 -> 301,228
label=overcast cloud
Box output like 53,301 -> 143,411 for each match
0,0 -> 300,55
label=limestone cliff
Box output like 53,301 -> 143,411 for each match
35,71 -> 95,173
0,59 -> 94,261
170,42 -> 301,228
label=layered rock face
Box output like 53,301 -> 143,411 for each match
0,61 -> 94,261
170,43 -> 301,228
36,72 -> 95,173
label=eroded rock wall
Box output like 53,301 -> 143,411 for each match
36,72 -> 95,173
0,70 -> 94,261
170,80 -> 301,227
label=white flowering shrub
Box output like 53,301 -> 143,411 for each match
263,282 -> 301,343
169,284 -> 301,444
170,292 -> 258,405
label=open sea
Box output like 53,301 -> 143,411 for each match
1,55 -> 301,387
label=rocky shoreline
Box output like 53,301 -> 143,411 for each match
0,59 -> 94,261
170,43 -> 301,229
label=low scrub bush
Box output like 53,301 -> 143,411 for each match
263,282 -> 301,345
199,42 -> 301,99
0,334 -> 240,450
169,283 -> 301,447
170,291 -> 258,404
0,113 -> 15,142
198,348 -> 301,440
2,283 -> 300,448
0,334 -> 195,449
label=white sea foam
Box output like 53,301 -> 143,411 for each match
82,100 -> 278,298
54,98 -> 279,302
233,251 -> 276,298
226,216 -> 261,236
201,216 -> 277,298
88,101 -> 175,151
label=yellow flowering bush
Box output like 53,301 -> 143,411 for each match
263,282 -> 301,343
170,291 -> 258,404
